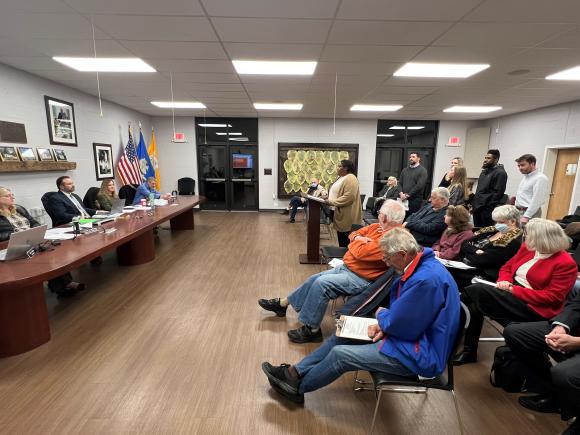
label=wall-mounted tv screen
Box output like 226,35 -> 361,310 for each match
232,153 -> 253,169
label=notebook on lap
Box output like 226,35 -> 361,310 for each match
0,225 -> 47,261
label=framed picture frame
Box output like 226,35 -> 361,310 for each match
44,95 -> 77,146
0,145 -> 20,162
17,146 -> 37,161
53,149 -> 68,161
93,143 -> 114,180
37,147 -> 54,161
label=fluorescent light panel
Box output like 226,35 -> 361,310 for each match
215,132 -> 242,136
53,57 -> 156,72
254,103 -> 303,110
151,101 -> 206,109
546,66 -> 580,80
377,134 -> 395,137
198,123 -> 232,128
233,60 -> 317,75
444,105 -> 502,113
393,62 -> 490,78
389,126 -> 424,130
350,104 -> 403,112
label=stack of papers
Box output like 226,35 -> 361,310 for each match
436,257 -> 476,270
45,228 -> 75,240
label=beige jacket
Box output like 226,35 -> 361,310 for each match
327,173 -> 362,232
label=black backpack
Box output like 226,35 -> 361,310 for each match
489,345 -> 527,393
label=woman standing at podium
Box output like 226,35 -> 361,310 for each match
0,186 -> 84,297
326,160 -> 362,247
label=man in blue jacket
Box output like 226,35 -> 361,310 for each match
133,177 -> 171,205
262,227 -> 461,404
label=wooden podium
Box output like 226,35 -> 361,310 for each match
299,195 -> 324,264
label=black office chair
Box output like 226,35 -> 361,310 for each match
83,187 -> 100,209
360,194 -> 366,211
41,191 -> 58,226
354,302 -> 470,435
119,184 -> 138,206
320,224 -> 365,261
178,177 -> 195,195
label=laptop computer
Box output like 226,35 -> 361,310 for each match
0,225 -> 48,261
93,198 -> 127,219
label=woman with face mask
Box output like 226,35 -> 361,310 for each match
455,218 -> 577,365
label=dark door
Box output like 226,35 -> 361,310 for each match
229,145 -> 258,210
198,145 -> 228,210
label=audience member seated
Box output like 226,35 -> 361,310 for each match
448,166 -> 468,206
95,179 -> 118,212
450,205 -> 524,290
0,186 -> 84,297
432,205 -> 474,260
50,176 -> 96,227
280,178 -> 328,223
372,176 -> 401,217
402,187 -> 449,247
504,290 -> 580,435
261,228 -> 461,404
454,218 -> 578,365
258,200 -> 405,343
565,222 -> 580,250
133,177 -> 171,205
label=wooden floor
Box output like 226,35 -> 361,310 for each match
0,212 -> 564,434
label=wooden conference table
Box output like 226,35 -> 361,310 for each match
0,196 -> 204,358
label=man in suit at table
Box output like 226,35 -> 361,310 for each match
49,176 -> 96,227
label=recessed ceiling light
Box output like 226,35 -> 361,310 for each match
151,101 -> 206,109
233,60 -> 317,75
254,103 -> 303,110
53,57 -> 156,72
228,137 -> 249,141
444,105 -> 502,113
546,65 -> 580,80
377,134 -> 395,137
216,132 -> 242,136
350,104 -> 403,112
393,62 -> 490,78
389,126 -> 424,130
198,123 -> 232,128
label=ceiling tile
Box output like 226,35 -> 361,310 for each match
0,57 -> 69,71
92,15 -> 217,42
413,45 -> 524,63
146,59 -> 235,73
202,0 -> 339,18
0,38 -> 43,57
183,83 -> 246,92
434,22 -> 575,48
2,0 -> 73,13
328,21 -> 452,45
223,43 -> 323,60
315,62 -> 400,75
320,45 -> 422,63
373,85 -> 440,95
120,41 -> 227,59
507,48 -> 580,68
64,0 -> 204,15
33,39 -> 132,57
167,72 -> 240,83
338,0 -> 482,20
465,0 -> 580,23
0,13 -> 109,39
212,18 -> 331,43
539,28 -> 580,49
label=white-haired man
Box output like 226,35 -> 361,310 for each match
259,200 -> 406,343
403,187 -> 449,247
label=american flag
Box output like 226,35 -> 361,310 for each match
116,127 -> 143,185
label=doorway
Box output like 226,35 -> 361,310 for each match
546,147 -> 580,220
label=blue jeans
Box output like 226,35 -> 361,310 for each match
289,196 -> 305,219
295,335 -> 415,393
287,264 -> 371,329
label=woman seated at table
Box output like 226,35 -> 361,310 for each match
373,176 -> 401,216
449,204 -> 524,291
0,186 -> 84,297
432,205 -> 474,260
454,218 -> 578,365
95,179 -> 118,212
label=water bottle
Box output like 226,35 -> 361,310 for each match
72,216 -> 81,235
149,192 -> 156,212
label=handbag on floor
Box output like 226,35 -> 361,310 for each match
489,345 -> 528,393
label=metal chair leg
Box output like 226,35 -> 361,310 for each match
451,389 -> 465,435
369,388 -> 382,435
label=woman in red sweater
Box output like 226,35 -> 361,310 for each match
432,205 -> 474,260
454,218 -> 578,365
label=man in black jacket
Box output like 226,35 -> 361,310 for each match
399,152 -> 428,215
504,290 -> 580,435
48,176 -> 96,227
472,149 -> 508,227
403,187 -> 449,247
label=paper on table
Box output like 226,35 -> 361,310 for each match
46,227 -> 74,234
436,257 -> 476,270
306,194 -> 326,203
471,277 -> 497,287
336,316 -> 378,341
44,233 -> 75,240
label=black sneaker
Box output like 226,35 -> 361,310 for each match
289,218 -> 295,223
280,209 -> 289,215
288,325 -> 323,343
258,298 -> 288,317
262,362 -> 304,404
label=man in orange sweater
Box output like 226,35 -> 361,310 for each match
259,200 -> 406,343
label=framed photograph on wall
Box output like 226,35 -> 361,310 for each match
44,95 -> 77,146
53,149 -> 68,161
17,146 -> 37,161
37,147 -> 54,161
93,143 -> 114,180
0,145 -> 20,162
